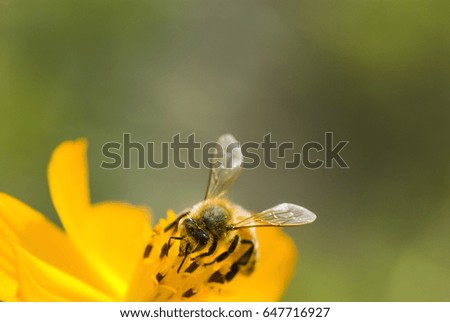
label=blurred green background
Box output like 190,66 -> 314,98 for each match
1,0 -> 449,301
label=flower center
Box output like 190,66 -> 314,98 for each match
125,212 -> 258,301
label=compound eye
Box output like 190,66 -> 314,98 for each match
197,230 -> 209,246
182,218 -> 198,235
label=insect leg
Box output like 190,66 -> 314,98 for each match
168,236 -> 183,248
204,235 -> 239,266
162,236 -> 182,257
177,242 -> 191,273
192,237 -> 218,260
225,239 -> 255,281
164,208 -> 191,232
225,263 -> 239,281
235,239 -> 255,266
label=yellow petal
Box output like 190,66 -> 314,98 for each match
48,139 -> 152,297
13,243 -> 113,301
0,269 -> 18,301
80,202 -> 152,296
205,228 -> 297,301
48,139 -> 91,220
0,231 -> 16,278
0,193 -> 114,297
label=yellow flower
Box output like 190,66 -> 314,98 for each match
0,139 -> 297,301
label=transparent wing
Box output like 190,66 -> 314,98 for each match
233,203 -> 317,229
204,134 -> 243,199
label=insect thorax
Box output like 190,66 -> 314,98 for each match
197,204 -> 231,238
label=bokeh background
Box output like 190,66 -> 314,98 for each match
1,0 -> 449,301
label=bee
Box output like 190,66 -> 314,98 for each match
164,134 -> 316,282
